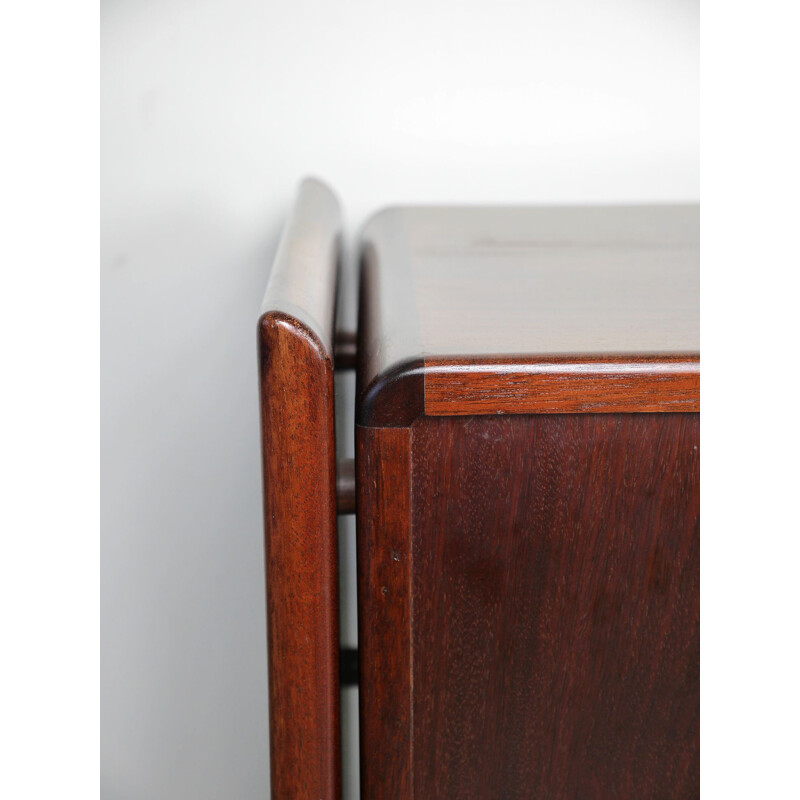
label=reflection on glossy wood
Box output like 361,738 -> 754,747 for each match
257,184 -> 702,800
359,204 -> 699,419
258,178 -> 342,800
424,354 -> 699,415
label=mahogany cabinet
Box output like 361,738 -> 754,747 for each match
259,179 -> 699,800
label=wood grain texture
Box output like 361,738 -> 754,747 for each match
424,354 -> 699,415
357,412 -> 699,800
355,200 -> 700,798
258,178 -> 342,800
356,425 -> 413,800
358,204 -> 699,420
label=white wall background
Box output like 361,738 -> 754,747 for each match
101,0 -> 698,797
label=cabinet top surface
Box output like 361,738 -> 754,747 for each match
358,204 -> 699,424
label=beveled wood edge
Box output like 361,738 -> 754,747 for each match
424,353 -> 700,415
357,357 -> 425,427
259,176 -> 342,357
258,310 -> 332,366
356,216 -> 424,427
357,353 -> 699,426
356,237 -> 422,426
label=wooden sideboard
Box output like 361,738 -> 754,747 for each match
259,178 -> 699,800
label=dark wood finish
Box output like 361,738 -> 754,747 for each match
257,186 -> 701,799
339,647 -> 360,687
357,231 -> 424,427
336,458 -> 356,515
334,330 -> 358,370
358,204 -> 699,422
356,426 -> 413,800
424,354 -> 699,415
258,178 -> 342,800
357,413 -> 699,800
355,202 -> 700,799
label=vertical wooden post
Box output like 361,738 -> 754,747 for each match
258,178 -> 342,800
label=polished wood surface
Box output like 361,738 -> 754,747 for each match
257,185 -> 701,799
355,201 -> 700,799
356,427 -> 413,800
258,178 -> 342,800
358,204 -> 699,420
356,412 -> 699,800
261,178 -> 341,353
424,354 -> 699,415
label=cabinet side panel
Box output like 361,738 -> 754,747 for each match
411,413 -> 699,800
259,317 -> 340,800
356,426 -> 413,800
